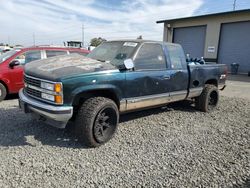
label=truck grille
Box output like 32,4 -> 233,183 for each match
24,75 -> 41,87
25,87 -> 41,98
23,74 -> 63,105
24,75 -> 42,99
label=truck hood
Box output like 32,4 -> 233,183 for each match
24,54 -> 117,81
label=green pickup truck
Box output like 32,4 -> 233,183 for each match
19,40 -> 227,147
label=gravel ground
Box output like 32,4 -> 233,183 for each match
0,96 -> 249,187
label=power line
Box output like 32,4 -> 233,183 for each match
82,23 -> 85,47
83,3 -> 249,30
7,1 -> 250,46
18,1 -> 250,40
34,2 -> 228,33
33,33 -> 36,46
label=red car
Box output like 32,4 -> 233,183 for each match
0,46 -> 89,101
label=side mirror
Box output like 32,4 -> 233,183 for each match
124,59 -> 134,70
9,60 -> 20,68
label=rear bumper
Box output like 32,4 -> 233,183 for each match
19,89 -> 73,128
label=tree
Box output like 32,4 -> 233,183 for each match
90,37 -> 107,47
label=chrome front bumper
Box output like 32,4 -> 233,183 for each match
19,89 -> 73,128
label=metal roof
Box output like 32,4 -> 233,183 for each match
108,39 -> 155,43
107,39 -> 181,47
156,9 -> 250,23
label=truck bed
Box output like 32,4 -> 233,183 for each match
188,63 -> 227,96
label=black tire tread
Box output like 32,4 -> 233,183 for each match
0,83 -> 7,102
75,97 -> 118,147
195,84 -> 219,112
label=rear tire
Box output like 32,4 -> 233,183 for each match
0,83 -> 7,102
74,97 -> 119,147
195,84 -> 219,112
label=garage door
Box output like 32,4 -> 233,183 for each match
218,21 -> 250,74
173,25 -> 206,58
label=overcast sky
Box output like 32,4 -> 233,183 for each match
0,0 -> 250,46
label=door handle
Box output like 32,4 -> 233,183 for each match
162,75 -> 171,80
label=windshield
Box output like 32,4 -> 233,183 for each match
0,49 -> 19,64
87,41 -> 138,66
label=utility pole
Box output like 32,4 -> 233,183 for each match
82,23 -> 84,48
8,36 -> 10,46
233,0 -> 236,10
33,33 -> 35,46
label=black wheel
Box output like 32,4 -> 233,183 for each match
75,97 -> 119,147
195,84 -> 219,112
0,83 -> 7,102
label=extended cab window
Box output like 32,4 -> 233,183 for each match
25,50 -> 41,63
168,45 -> 184,69
46,50 -> 67,58
134,43 -> 166,70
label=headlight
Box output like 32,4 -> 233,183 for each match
41,93 -> 63,104
41,93 -> 54,101
41,82 -> 62,93
40,81 -> 63,104
41,82 -> 54,91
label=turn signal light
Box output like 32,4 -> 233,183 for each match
55,83 -> 62,93
55,95 -> 63,104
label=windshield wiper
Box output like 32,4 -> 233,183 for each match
96,59 -> 106,62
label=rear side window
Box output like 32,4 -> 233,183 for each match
168,45 -> 184,69
25,51 -> 41,63
46,50 -> 67,58
69,51 -> 88,56
134,43 -> 166,70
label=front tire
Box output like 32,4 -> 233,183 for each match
75,97 -> 119,147
0,83 -> 7,102
195,84 -> 219,112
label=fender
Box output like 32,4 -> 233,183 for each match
69,84 -> 123,106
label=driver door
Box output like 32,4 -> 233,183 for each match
125,43 -> 171,111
